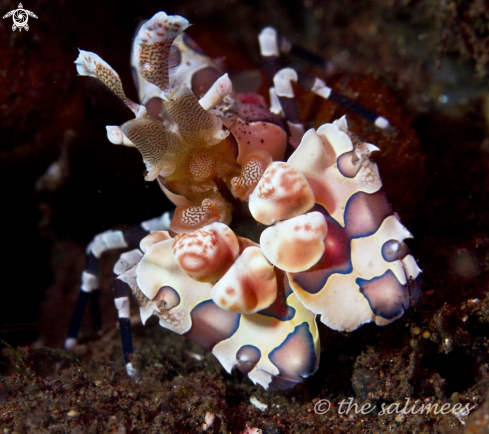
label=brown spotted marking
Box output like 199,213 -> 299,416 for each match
187,152 -> 216,182
93,63 -> 140,113
231,150 -> 272,200
170,203 -> 220,233
138,40 -> 174,91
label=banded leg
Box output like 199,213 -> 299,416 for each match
113,249 -> 144,377
292,70 -> 390,129
273,67 -> 391,147
258,27 -> 392,147
65,211 -> 172,350
258,27 -> 285,117
277,34 -> 333,73
273,68 -> 305,148
259,28 -> 304,147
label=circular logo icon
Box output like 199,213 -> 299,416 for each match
13,9 -> 28,27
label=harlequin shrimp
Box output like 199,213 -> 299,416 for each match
66,11 -> 422,390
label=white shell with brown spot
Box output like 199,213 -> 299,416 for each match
260,211 -> 328,272
248,162 -> 315,225
172,222 -> 239,282
210,246 -> 277,314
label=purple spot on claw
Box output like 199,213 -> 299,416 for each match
184,300 -> 240,350
382,239 -> 410,262
236,345 -> 260,374
268,322 -> 317,389
357,270 -> 409,320
344,190 -> 392,239
337,151 -> 359,178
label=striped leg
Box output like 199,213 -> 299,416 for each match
258,27 -> 392,148
113,250 -> 144,377
273,67 -> 392,146
293,70 -> 391,129
277,34 -> 333,73
258,27 -> 284,116
259,28 -> 304,148
64,211 -> 172,351
273,68 -> 305,148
